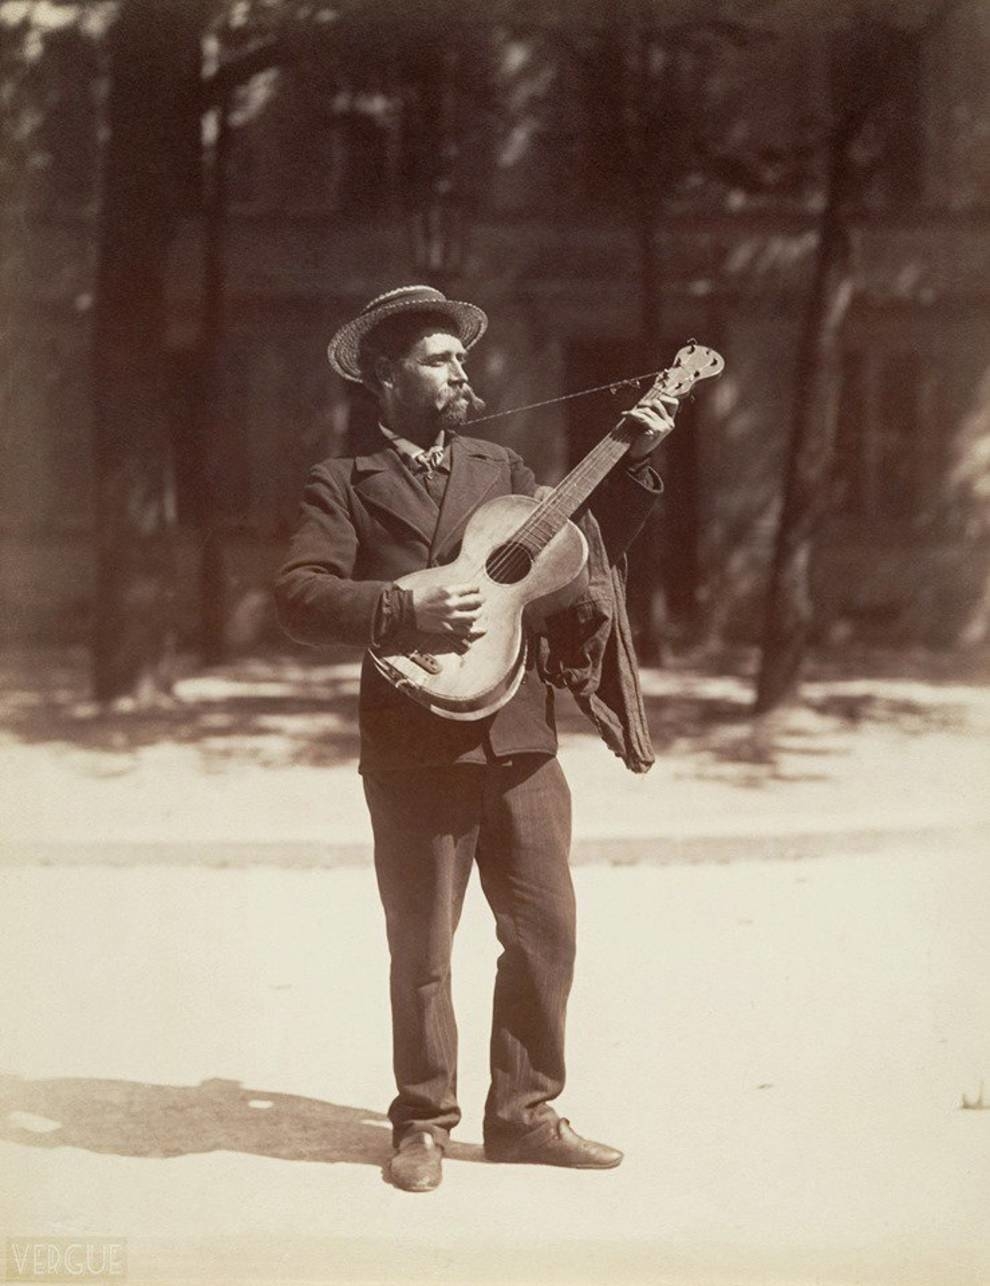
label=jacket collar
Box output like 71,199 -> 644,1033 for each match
377,422 -> 446,471
351,433 -> 504,560
353,443 -> 402,474
351,443 -> 439,545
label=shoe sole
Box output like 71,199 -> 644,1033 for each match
485,1154 -> 623,1169
387,1174 -> 442,1192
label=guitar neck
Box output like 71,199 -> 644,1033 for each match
508,342 -> 724,557
514,423 -> 637,553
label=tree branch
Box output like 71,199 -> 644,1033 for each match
199,36 -> 287,109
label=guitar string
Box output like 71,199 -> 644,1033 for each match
480,375 -> 684,578
404,360 -> 702,652
485,377 -> 689,572
480,382 -> 680,579
475,427 -> 635,583
431,394 -> 686,636
445,364 -> 688,585
483,450 -> 611,574
460,449 -> 605,582
474,421 -> 653,584
466,367 -> 674,579
464,367 -> 671,427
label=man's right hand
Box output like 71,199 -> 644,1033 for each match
411,583 -> 485,638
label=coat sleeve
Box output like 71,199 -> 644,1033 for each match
583,461 -> 663,561
273,464 -> 391,647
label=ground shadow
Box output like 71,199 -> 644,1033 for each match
0,653 -> 363,767
634,686 -> 980,785
0,1074 -> 483,1168
1,648 -> 984,779
3,691 -> 364,766
640,693 -> 836,784
802,691 -> 972,731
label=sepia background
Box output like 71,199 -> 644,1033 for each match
1,1 -> 988,1283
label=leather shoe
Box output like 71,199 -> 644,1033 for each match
387,1131 -> 443,1192
485,1118 -> 622,1169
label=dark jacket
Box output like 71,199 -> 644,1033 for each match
275,432 -> 659,772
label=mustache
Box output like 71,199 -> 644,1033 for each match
438,385 -> 486,426
458,387 -> 486,416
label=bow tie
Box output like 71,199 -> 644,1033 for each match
411,443 -> 446,474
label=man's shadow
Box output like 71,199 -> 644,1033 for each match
0,1074 -> 484,1172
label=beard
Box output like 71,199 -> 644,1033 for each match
437,386 -> 486,428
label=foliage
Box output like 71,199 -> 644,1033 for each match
2,0 -> 985,694
0,2 -> 112,209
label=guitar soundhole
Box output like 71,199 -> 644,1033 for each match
485,542 -> 533,585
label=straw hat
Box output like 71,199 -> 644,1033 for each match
326,285 -> 488,383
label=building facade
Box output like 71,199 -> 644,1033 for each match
2,2 -> 989,654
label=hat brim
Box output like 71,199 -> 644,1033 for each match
327,297 -> 488,383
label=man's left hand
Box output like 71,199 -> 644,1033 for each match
623,397 -> 676,461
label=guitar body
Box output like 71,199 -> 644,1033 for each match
369,494 -> 588,720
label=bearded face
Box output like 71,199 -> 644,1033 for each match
380,328 -> 485,444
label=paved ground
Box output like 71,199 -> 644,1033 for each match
2,846 -> 988,1286
2,652 -> 988,863
1,651 -> 988,1284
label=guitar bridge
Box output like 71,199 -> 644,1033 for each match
407,649 -> 441,675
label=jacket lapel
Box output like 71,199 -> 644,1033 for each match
352,447 -> 439,547
429,435 -> 503,565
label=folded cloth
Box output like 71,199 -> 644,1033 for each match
538,512 -> 655,774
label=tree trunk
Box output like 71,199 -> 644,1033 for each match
754,172 -> 853,714
197,98 -> 232,666
752,82 -> 869,715
195,40 -> 290,664
755,18 -> 914,713
91,0 -> 206,703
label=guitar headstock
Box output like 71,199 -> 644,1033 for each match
642,342 -> 724,405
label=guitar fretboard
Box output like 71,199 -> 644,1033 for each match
494,342 -> 723,563
511,422 -> 637,555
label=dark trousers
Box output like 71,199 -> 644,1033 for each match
363,756 -> 576,1148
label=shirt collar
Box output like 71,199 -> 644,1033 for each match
378,423 -> 447,470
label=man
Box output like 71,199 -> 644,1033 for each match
275,285 -> 672,1192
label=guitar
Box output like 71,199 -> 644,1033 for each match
369,342 -> 725,719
